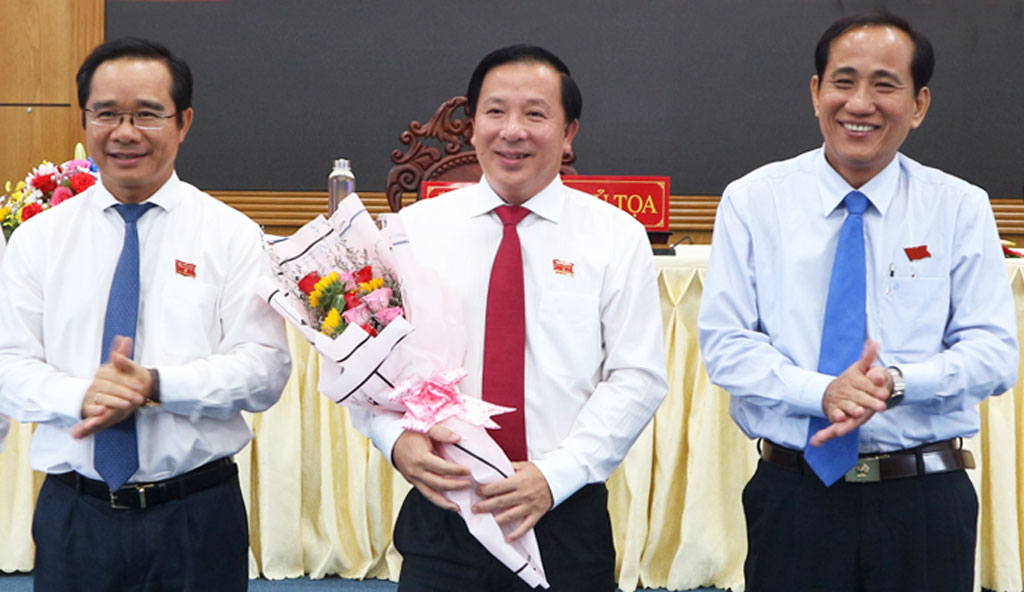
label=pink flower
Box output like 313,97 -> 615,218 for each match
337,270 -> 356,291
62,159 -> 91,174
50,186 -> 74,206
342,303 -> 372,327
362,287 -> 392,313
375,306 -> 404,327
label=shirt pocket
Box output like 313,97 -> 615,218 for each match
160,276 -> 221,357
879,276 -> 948,357
534,290 -> 602,377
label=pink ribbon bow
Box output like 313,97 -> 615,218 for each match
390,368 -> 513,433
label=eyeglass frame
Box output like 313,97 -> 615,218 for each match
83,107 -> 179,130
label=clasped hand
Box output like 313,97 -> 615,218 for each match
71,336 -> 152,439
392,424 -> 553,542
809,339 -> 892,447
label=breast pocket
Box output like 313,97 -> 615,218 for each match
160,276 -> 221,357
880,277 -> 948,357
535,291 -> 602,377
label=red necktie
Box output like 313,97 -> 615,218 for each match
482,205 -> 530,461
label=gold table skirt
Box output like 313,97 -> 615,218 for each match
1,247 -> 1022,592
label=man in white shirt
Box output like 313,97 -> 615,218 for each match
0,38 -> 291,591
698,12 -> 1017,592
353,45 -> 667,591
0,232 -> 6,452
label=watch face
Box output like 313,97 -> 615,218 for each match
886,393 -> 904,410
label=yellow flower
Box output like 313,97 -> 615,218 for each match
360,277 -> 383,293
321,308 -> 343,336
0,206 -> 9,220
309,271 -> 340,308
15,181 -> 25,191
4,181 -> 10,192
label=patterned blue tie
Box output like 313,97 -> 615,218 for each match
94,202 -> 154,490
804,191 -> 868,486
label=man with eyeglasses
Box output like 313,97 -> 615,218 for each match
0,37 -> 291,591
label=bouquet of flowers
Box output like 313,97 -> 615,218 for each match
1,144 -> 98,241
258,193 -> 549,588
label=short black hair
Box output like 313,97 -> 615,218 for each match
815,12 -> 934,95
76,37 -> 193,127
466,44 -> 582,124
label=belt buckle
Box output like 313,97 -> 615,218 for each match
108,484 -> 152,510
109,489 -> 132,510
844,455 -> 885,483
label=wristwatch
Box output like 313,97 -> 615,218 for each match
885,366 -> 904,409
142,368 -> 161,407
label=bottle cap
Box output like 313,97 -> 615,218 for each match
333,158 -> 352,172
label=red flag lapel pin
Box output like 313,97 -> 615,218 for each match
904,245 -> 931,261
552,259 -> 575,277
175,259 -> 197,278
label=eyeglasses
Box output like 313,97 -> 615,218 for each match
84,108 -> 178,130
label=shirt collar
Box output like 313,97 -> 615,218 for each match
88,172 -> 183,213
816,148 -> 901,217
467,174 -> 565,223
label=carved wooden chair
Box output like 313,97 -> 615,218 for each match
385,95 -> 577,211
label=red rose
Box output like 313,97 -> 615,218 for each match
298,272 -> 321,295
19,202 -> 44,222
69,172 -> 96,193
360,323 -> 379,337
354,265 -> 373,284
343,290 -> 361,310
31,173 -> 57,194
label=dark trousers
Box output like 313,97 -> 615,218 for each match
394,483 -> 616,591
32,471 -> 249,592
743,459 -> 978,592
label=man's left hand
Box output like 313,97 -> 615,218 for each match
472,461 -> 553,542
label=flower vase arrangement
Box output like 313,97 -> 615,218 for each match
257,193 -> 549,588
1,143 -> 98,242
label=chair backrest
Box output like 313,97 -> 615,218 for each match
385,95 -> 577,211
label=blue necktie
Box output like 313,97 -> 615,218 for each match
804,191 -> 868,486
94,202 -> 154,490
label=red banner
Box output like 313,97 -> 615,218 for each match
421,175 -> 670,231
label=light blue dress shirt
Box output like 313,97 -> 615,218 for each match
698,148 -> 1018,452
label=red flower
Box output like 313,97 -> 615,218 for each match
19,202 -> 44,222
354,265 -> 373,284
298,272 -> 321,295
31,173 -> 57,194
360,323 -> 379,337
69,172 -> 96,194
343,290 -> 361,310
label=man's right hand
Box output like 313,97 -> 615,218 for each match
71,337 -> 147,439
810,339 -> 890,446
392,424 -> 472,511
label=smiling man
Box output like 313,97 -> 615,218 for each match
351,45 -> 667,591
698,13 -> 1017,592
0,38 -> 291,590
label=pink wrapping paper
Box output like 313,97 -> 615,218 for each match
257,193 -> 549,588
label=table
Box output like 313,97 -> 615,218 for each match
1,248 -> 1021,591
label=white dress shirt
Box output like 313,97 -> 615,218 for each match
0,231 -> 6,452
698,148 -> 1018,452
353,175 -> 668,506
0,173 -> 292,481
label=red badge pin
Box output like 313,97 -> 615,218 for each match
904,245 -> 931,261
175,259 -> 197,278
552,259 -> 574,277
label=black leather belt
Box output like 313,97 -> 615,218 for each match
52,457 -> 237,509
760,438 -> 975,483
